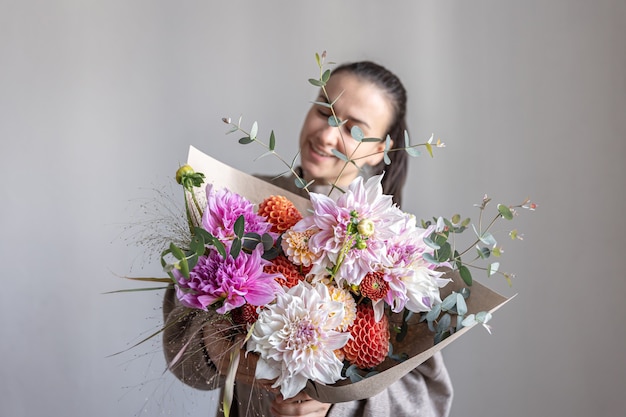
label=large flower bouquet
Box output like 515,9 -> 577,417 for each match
115,53 -> 535,414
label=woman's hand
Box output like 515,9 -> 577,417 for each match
270,392 -> 331,417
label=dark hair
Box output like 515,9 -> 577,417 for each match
331,61 -> 409,208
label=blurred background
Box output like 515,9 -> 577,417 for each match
1,1 -> 624,416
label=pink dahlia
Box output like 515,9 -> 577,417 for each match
173,246 -> 282,314
293,174 -> 403,286
202,183 -> 273,241
384,215 -> 450,314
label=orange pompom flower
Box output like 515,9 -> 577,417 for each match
342,304 -> 390,369
360,271 -> 389,301
258,195 -> 302,233
264,254 -> 306,288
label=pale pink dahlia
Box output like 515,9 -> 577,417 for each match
293,174 -> 403,286
385,215 -> 450,313
173,246 -> 282,314
248,282 -> 350,399
202,183 -> 273,241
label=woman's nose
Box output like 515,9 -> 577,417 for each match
318,123 -> 339,146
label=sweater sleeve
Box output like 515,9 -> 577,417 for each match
162,285 -> 225,391
326,352 -> 453,417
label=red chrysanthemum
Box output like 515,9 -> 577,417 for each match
264,254 -> 305,288
258,195 -> 303,233
231,303 -> 259,325
360,271 -> 389,301
342,304 -> 390,369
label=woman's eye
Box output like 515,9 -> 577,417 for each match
317,109 -> 331,118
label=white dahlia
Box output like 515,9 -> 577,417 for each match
247,281 -> 350,399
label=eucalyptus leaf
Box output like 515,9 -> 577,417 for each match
328,115 -> 341,127
312,100 -> 332,108
436,242 -> 452,263
480,232 -> 497,247
422,252 -> 439,265
384,135 -> 391,165
425,142 -> 434,158
405,147 -> 421,157
456,293 -> 468,315
269,130 -> 276,151
261,233 -> 274,251
242,233 -> 261,251
253,151 -> 273,161
190,235 -> 205,256
178,257 -> 189,279
261,246 -> 279,260
362,137 -> 382,143
211,238 -> 227,259
441,293 -> 458,311
425,303 -> 442,322
351,125 -> 364,141
238,137 -> 254,145
230,238 -> 242,259
250,121 -> 258,140
294,177 -> 308,188
476,311 -> 493,323
423,236 -> 440,250
476,245 -> 491,259
459,265 -> 473,286
461,314 -> 477,327
169,243 -> 186,261
322,69 -> 331,82
234,215 -> 245,239
498,204 -> 514,220
488,262 -> 500,276
308,78 -> 324,87
436,313 -> 452,333
331,149 -> 348,161
460,287 -> 471,299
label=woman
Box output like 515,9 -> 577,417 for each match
163,61 -> 453,417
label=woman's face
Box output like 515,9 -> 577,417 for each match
299,72 -> 394,189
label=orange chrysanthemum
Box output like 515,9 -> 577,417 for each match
231,303 -> 259,325
342,304 -> 390,369
360,271 -> 389,301
258,195 -> 302,233
264,254 -> 305,288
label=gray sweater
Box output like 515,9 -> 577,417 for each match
162,173 -> 454,417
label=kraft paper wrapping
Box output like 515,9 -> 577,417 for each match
186,145 -> 512,404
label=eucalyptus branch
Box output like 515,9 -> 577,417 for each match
223,117 -> 312,193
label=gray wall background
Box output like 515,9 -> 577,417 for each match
2,1 -> 625,416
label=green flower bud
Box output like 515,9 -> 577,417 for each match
176,164 -> 194,184
355,240 -> 367,250
357,219 -> 375,237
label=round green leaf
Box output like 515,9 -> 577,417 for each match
498,204 -> 514,220
351,126 -> 364,141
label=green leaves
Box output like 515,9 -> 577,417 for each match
269,130 -> 276,151
498,204 -> 514,220
350,125 -> 364,142
383,135 -> 392,165
404,131 -> 421,157
459,265 -> 473,286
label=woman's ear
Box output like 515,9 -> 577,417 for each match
365,137 -> 393,166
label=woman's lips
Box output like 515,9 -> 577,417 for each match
308,143 -> 333,158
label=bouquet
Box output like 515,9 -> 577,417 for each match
114,52 -> 535,415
